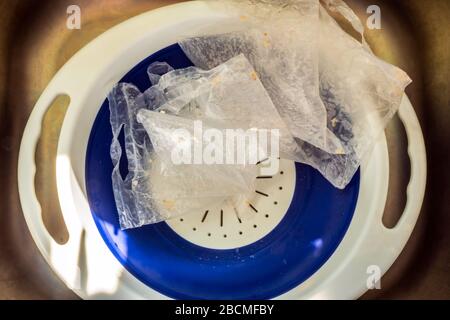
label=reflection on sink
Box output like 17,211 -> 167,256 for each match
0,0 -> 448,299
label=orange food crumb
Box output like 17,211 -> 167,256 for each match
162,199 -> 175,210
331,117 -> 338,127
212,75 -> 222,85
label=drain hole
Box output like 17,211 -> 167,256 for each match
279,186 -> 283,190
193,228 -> 196,231
223,234 -> 227,238
249,203 -> 258,213
253,224 -> 257,228
180,218 -> 184,222
256,158 -> 269,165
239,231 -> 243,235
208,233 -> 211,237
265,214 -> 269,218
274,201 -> 278,205
280,171 -> 284,175
233,206 -> 242,223
201,210 -> 209,223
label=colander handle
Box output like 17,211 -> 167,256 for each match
359,94 -> 427,295
18,78 -> 84,291
379,95 -> 427,239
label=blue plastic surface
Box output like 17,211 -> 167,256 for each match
85,44 -> 360,299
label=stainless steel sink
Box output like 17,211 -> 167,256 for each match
0,0 -> 448,299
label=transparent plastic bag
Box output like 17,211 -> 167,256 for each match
292,5 -> 412,188
179,0 -> 343,154
139,54 -> 298,161
109,55 -> 291,229
178,0 -> 411,188
109,81 -> 258,229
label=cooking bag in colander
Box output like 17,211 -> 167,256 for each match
178,0 -> 412,188
109,55 -> 292,229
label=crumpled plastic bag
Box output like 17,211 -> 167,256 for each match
109,83 -> 256,229
178,0 -> 412,188
179,0 -> 343,155
109,55 -> 290,229
138,54 -> 298,161
296,4 -> 412,187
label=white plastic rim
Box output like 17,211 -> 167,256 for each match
17,1 -> 426,299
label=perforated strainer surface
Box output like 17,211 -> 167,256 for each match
166,159 -> 296,249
